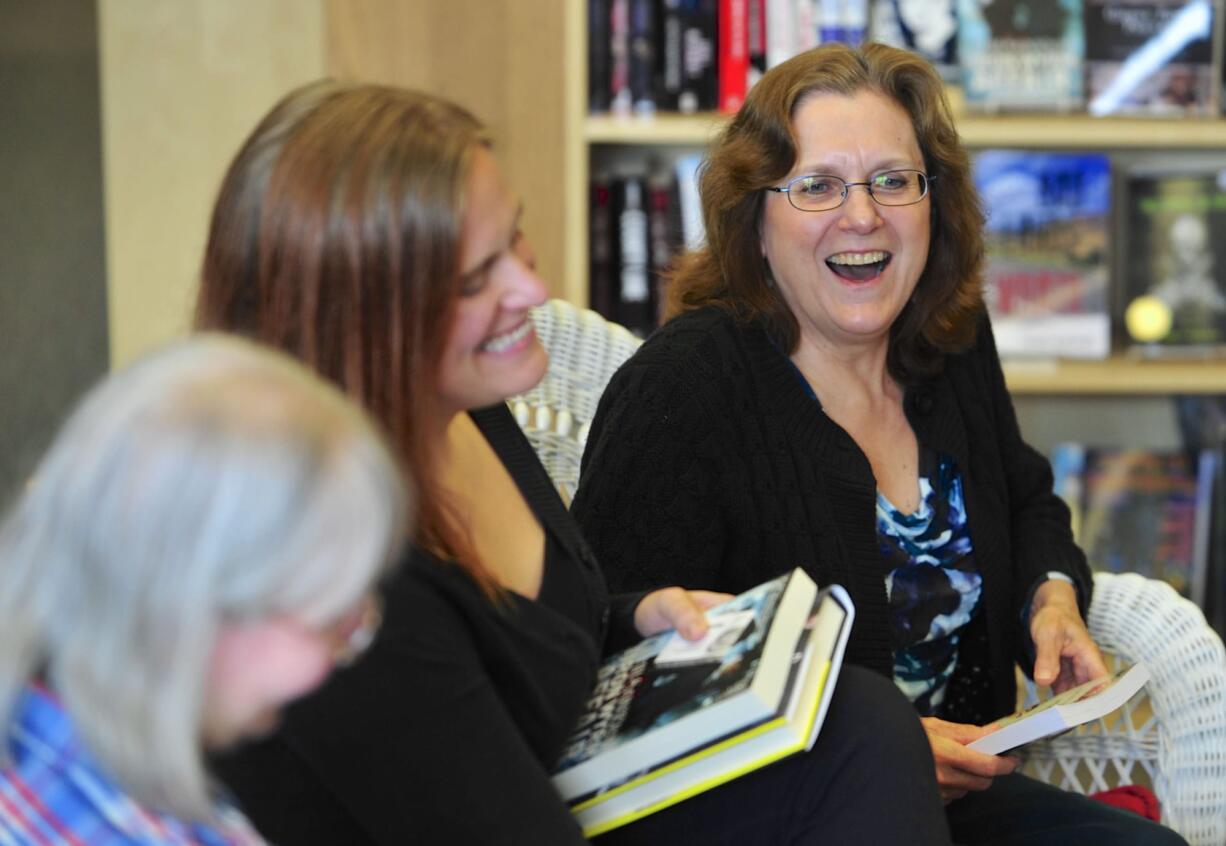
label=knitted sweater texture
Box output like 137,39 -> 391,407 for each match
572,305 -> 1092,721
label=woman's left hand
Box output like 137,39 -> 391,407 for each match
634,587 -> 735,640
1029,578 -> 1110,693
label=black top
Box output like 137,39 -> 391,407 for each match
215,404 -> 641,845
571,305 -> 1092,723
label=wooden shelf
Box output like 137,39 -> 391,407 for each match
1003,357 -> 1226,395
586,111 -> 1226,149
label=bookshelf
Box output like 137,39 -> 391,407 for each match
324,1 -> 1226,396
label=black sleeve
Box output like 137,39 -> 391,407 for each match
572,358 -> 730,597
221,569 -> 590,846
977,318 -> 1093,664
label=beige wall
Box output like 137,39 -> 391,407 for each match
98,0 -> 326,366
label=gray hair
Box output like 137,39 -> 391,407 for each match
0,333 -> 408,821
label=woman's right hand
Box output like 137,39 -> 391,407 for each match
921,717 -> 1019,804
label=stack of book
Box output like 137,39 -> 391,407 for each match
551,569 -> 854,836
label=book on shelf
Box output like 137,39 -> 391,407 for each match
973,150 -> 1112,358
968,663 -> 1151,755
719,0 -> 751,112
957,0 -> 1085,110
657,0 -> 719,113
869,0 -> 960,80
551,570 -> 855,836
1084,0 -> 1216,117
1051,443 -> 1217,605
1121,157 -> 1226,353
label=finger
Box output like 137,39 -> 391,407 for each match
935,740 -> 1017,778
1031,624 -> 1064,688
922,717 -> 991,745
657,591 -> 711,640
686,590 -> 735,610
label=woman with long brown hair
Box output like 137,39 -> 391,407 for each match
198,79 -> 953,844
573,43 -> 1186,845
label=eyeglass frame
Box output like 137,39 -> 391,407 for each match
765,169 -> 934,212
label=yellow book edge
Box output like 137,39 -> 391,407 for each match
578,662 -> 832,838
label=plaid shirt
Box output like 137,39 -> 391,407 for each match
0,685 -> 266,846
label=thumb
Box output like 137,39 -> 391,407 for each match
1032,626 -> 1063,687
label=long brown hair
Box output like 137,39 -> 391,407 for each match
196,80 -> 494,593
668,42 -> 984,383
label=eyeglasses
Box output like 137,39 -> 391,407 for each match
766,170 -> 932,212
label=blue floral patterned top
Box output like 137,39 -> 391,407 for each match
877,447 -> 982,715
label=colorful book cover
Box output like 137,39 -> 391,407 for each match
1052,444 -> 1216,605
1084,0 -> 1215,116
973,150 -> 1111,358
552,569 -> 816,801
957,0 -> 1085,110
1121,158 -> 1226,352
869,0 -> 960,80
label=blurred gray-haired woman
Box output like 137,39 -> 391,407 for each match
0,334 -> 407,844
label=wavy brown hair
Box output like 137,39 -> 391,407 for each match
196,80 -> 494,593
668,42 -> 985,382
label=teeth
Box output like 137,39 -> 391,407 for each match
482,320 -> 533,353
828,251 -> 889,266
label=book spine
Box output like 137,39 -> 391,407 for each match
589,0 -> 612,112
719,0 -> 749,112
618,175 -> 654,337
766,0 -> 797,68
678,0 -> 719,112
610,0 -> 633,115
628,0 -> 658,115
589,171 -> 617,321
747,0 -> 768,85
657,0 -> 684,111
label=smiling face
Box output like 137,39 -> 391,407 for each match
436,148 -> 549,418
761,89 -> 931,354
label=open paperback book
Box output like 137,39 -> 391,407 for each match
550,569 -> 854,836
968,663 -> 1150,756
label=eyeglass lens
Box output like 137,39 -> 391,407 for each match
786,170 -> 928,211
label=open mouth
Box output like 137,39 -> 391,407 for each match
826,250 -> 891,282
480,319 -> 534,353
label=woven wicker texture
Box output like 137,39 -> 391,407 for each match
509,299 -> 642,503
1020,572 -> 1226,844
511,300 -> 1226,843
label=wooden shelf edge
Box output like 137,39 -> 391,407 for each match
585,112 -> 1226,149
1004,357 -> 1226,395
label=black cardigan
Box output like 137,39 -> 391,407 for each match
572,305 -> 1092,723
215,405 -> 639,845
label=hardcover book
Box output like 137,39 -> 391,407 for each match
869,0 -> 960,80
1084,0 -> 1215,117
551,570 -> 854,834
957,0 -> 1085,110
973,150 -> 1112,358
968,663 -> 1151,755
1051,444 -> 1217,605
1121,158 -> 1226,353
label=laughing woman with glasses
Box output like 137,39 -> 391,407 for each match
573,43 -> 1186,845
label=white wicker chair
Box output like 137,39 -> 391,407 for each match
509,299 -> 642,503
511,299 -> 1226,844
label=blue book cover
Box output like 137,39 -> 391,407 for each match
974,150 -> 1112,357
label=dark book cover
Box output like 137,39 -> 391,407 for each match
647,168 -> 677,329
589,0 -> 612,113
1084,0 -> 1215,116
1052,445 -> 1217,605
870,0 -> 960,80
1121,159 -> 1226,352
675,0 -> 719,112
628,0 -> 657,114
590,171 -> 618,321
973,150 -> 1112,357
957,0 -> 1085,110
748,0 -> 768,85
